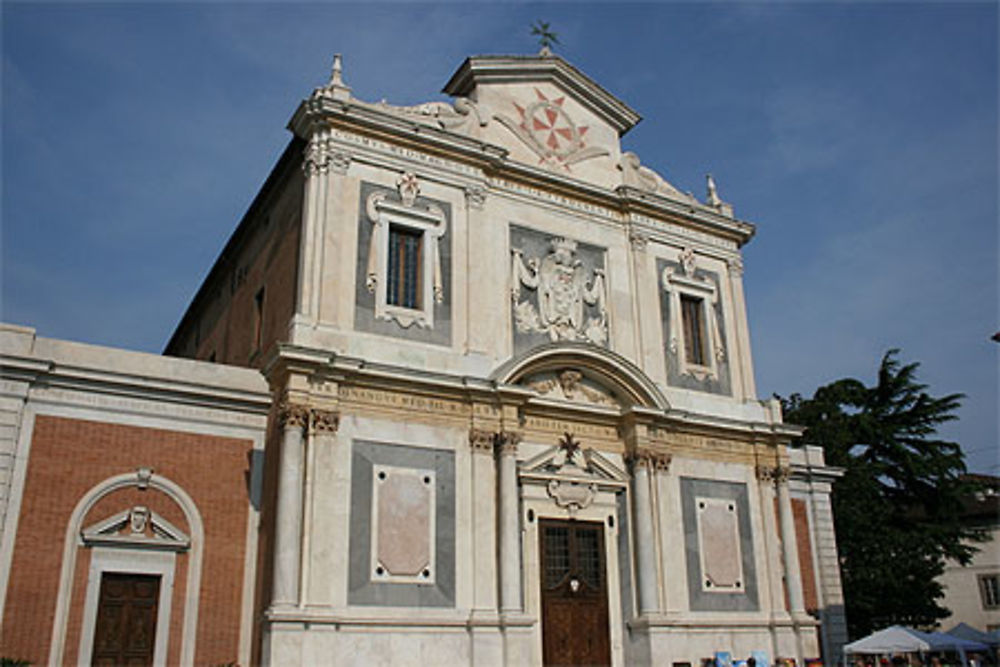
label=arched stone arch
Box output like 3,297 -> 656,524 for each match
49,469 -> 204,667
491,342 -> 669,411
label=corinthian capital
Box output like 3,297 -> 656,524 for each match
469,428 -> 495,454
310,409 -> 340,433
494,431 -> 522,456
278,402 -> 310,429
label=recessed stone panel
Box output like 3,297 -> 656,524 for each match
680,477 -> 758,612
372,465 -> 435,582
696,497 -> 743,591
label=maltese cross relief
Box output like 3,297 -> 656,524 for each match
496,88 -> 608,171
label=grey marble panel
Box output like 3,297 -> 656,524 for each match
354,181 -> 452,346
656,257 -> 732,396
680,477 -> 759,612
348,440 -> 455,607
509,225 -> 608,357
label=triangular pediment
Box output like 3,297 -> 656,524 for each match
521,444 -> 628,485
442,55 -> 641,136
81,506 -> 190,551
440,54 -> 640,187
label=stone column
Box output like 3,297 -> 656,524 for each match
496,431 -> 522,612
299,409 -> 339,604
775,466 -> 806,615
272,403 -> 310,607
756,464 -> 789,616
629,450 -> 668,615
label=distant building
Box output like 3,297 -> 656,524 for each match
1,52 -> 848,666
939,474 -> 1000,633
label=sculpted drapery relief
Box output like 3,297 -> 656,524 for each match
511,236 -> 608,345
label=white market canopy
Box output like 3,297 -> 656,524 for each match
844,625 -> 990,655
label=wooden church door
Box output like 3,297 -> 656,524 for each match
91,572 -> 161,666
539,519 -> 611,666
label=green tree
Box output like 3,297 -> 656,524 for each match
782,350 -> 982,637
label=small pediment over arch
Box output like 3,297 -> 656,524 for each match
521,443 -> 628,486
81,506 -> 190,551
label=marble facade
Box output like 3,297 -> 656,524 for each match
147,51 -> 850,665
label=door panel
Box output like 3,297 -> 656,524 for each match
92,572 -> 161,666
540,519 -> 611,666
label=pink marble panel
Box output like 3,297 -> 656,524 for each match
376,470 -> 432,576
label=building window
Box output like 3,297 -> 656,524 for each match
661,248 -> 727,381
388,225 -> 422,310
364,173 -> 447,329
681,294 -> 706,366
980,573 -> 1000,609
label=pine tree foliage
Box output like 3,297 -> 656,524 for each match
781,350 -> 983,637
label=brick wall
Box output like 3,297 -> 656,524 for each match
0,415 -> 254,665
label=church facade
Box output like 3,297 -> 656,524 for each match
0,52 -> 847,666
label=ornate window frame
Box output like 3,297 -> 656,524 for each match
365,173 -> 447,329
662,248 -> 726,381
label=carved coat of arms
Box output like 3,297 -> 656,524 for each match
511,237 -> 607,345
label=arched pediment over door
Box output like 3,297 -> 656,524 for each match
491,342 -> 669,412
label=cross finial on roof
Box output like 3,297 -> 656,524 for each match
530,21 -> 559,56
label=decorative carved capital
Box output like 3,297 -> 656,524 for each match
627,449 -> 672,473
728,256 -> 745,278
629,231 -> 649,253
755,464 -> 776,482
773,465 -> 791,484
469,428 -> 496,454
278,403 -> 310,430
310,409 -> 340,433
329,151 -> 351,175
495,431 -> 522,456
303,137 -> 330,176
756,465 -> 791,484
464,185 -> 487,210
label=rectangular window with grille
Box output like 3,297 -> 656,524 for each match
980,573 -> 1000,609
388,225 -> 422,310
681,294 -> 706,366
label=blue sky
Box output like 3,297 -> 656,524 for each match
2,3 -> 997,473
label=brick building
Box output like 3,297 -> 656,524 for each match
1,51 -> 848,666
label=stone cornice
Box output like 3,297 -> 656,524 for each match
288,102 -> 757,249
1,332 -> 270,419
